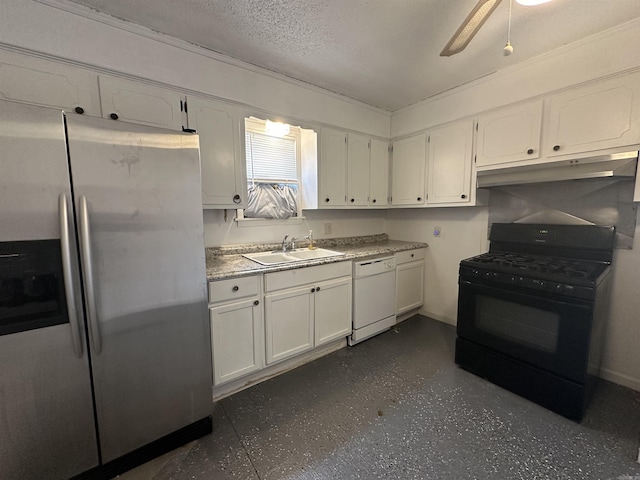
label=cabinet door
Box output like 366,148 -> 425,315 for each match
0,50 -> 101,116
314,277 -> 352,346
369,138 -> 389,206
396,261 -> 424,314
320,129 -> 347,207
391,133 -> 427,206
210,298 -> 264,385
264,286 -> 314,364
545,73 -> 640,158
476,100 -> 543,167
98,75 -> 184,130
347,133 -> 370,206
427,120 -> 473,205
187,96 -> 247,208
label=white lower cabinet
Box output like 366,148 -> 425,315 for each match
396,249 -> 425,315
264,262 -> 352,365
208,276 -> 264,386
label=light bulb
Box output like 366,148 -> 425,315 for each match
503,41 -> 513,56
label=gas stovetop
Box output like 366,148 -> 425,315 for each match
463,251 -> 609,283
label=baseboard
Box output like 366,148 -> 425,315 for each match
419,308 -> 456,326
598,367 -> 640,392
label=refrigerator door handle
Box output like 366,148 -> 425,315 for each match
78,195 -> 102,355
59,193 -> 84,358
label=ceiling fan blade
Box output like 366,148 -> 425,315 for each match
440,0 -> 503,57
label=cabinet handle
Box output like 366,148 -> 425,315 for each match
325,198 -> 330,203
316,286 -> 321,291
417,197 -> 422,201
527,148 -> 534,155
233,194 -> 241,204
461,194 -> 467,199
350,198 -> 355,203
553,145 -> 561,151
372,199 -> 377,203
311,287 -> 316,293
254,300 -> 260,306
411,254 -> 414,258
110,113 -> 119,120
232,286 -> 239,292
74,106 -> 85,115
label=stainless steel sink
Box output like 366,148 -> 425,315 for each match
243,248 -> 345,266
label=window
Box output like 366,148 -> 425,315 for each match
238,118 -> 302,221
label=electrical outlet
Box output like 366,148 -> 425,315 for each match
323,223 -> 332,235
433,226 -> 442,237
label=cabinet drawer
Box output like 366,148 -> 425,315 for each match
395,248 -> 425,265
265,261 -> 351,292
209,276 -> 260,304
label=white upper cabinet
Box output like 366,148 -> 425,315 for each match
186,96 -> 247,209
98,76 -> 185,131
391,133 -> 427,206
0,50 -> 101,116
347,133 -> 371,206
427,119 -> 474,205
544,72 -> 640,158
369,138 -> 390,207
319,128 -> 348,207
476,100 -> 543,167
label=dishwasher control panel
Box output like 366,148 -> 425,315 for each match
353,256 -> 396,278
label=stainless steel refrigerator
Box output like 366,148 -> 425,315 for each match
0,100 -> 213,479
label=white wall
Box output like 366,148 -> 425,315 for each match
203,209 -> 386,247
385,207 -> 489,324
0,0 -> 390,138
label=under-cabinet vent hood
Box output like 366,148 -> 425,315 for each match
477,151 -> 639,188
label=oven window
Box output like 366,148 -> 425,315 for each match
475,295 -> 560,353
0,240 -> 68,336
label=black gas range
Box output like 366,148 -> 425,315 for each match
455,223 -> 615,420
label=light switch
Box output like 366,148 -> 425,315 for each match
433,226 -> 441,237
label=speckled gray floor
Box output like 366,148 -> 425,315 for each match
119,315 -> 640,480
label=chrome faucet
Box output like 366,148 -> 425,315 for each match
281,234 -> 290,252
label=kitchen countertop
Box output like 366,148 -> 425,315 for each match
205,235 -> 427,281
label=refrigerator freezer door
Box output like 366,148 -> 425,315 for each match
0,101 -> 98,478
65,115 -> 212,462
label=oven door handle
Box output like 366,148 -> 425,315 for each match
59,193 -> 83,358
78,195 -> 102,355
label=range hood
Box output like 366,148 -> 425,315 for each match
477,151 -> 639,188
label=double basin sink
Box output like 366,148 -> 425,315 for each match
243,248 -> 345,266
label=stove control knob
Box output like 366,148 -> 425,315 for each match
554,283 -> 564,292
532,279 -> 546,289
509,276 -> 517,283
472,269 -> 480,276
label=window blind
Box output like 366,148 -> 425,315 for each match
245,131 -> 297,184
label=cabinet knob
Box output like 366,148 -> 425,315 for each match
553,145 -> 561,151
372,199 -> 377,203
74,106 -> 85,115
411,254 -> 414,258
350,198 -> 355,203
311,287 -> 316,293
254,300 -> 260,306
527,148 -> 534,155
461,194 -> 467,199
417,197 -> 422,202
316,286 -> 321,291
232,286 -> 239,292
233,194 -> 241,204
110,113 -> 119,120
325,198 -> 330,203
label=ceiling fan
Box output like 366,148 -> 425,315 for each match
440,0 -> 552,57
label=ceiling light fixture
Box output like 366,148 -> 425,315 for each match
440,0 -> 502,57
515,0 -> 552,5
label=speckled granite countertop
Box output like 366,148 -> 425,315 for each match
206,234 -> 427,281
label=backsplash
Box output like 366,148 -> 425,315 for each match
486,178 -> 637,248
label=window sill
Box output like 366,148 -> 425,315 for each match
235,216 -> 305,228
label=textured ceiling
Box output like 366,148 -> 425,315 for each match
67,0 -> 640,111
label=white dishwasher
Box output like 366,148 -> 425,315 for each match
349,255 -> 397,346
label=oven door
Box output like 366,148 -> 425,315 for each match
457,279 -> 593,383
